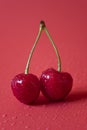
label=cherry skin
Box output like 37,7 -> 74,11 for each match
40,68 -> 73,101
11,73 -> 40,105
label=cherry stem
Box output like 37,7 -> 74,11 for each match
43,24 -> 61,72
24,22 -> 43,74
25,21 -> 61,74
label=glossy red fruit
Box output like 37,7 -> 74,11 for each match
11,73 -> 40,104
40,68 -> 73,101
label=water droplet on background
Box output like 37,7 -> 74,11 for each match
10,122 -> 16,126
2,114 -> 7,118
25,113 -> 31,117
12,116 -> 17,120
25,125 -> 29,129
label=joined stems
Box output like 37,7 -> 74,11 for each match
25,21 -> 61,74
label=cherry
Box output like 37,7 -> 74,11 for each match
11,21 -> 73,104
11,73 -> 40,104
11,21 -> 53,105
40,68 -> 73,101
39,21 -> 73,101
11,21 -> 45,105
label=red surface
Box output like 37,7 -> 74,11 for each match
0,0 -> 87,130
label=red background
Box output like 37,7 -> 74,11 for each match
0,0 -> 87,130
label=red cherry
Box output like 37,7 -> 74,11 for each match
11,73 -> 40,104
11,21 -> 73,104
11,21 -> 44,105
40,68 -> 73,101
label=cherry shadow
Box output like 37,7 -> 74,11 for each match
65,89 -> 87,102
34,89 -> 87,106
34,94 -> 50,105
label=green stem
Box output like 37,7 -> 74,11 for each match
25,22 -> 43,74
25,21 -> 61,74
44,25 -> 61,72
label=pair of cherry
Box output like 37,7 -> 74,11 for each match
11,21 -> 73,105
